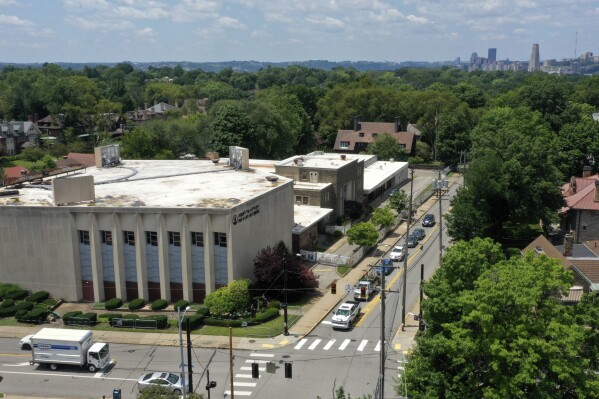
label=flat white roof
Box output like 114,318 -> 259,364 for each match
1,160 -> 292,208
293,205 -> 333,233
279,152 -> 376,170
363,161 -> 409,193
33,328 -> 92,341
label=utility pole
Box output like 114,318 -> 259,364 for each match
186,318 -> 193,393
283,253 -> 289,336
229,327 -> 234,399
379,256 -> 386,399
434,167 -> 448,266
419,263 -> 424,331
401,168 -> 414,330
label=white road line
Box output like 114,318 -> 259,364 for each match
357,339 -> 368,351
240,366 -> 265,371
236,374 -> 261,379
321,320 -> 332,325
250,353 -> 274,358
323,339 -> 336,350
234,381 -> 257,387
294,338 -> 308,350
338,339 -> 351,350
224,391 -> 252,396
375,340 -> 381,352
308,339 -> 322,350
244,359 -> 269,364
94,370 -> 104,378
0,370 -> 137,381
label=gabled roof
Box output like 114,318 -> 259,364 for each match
561,174 -> 599,211
3,166 -> 30,179
522,234 -> 571,269
146,102 -> 177,113
334,126 -> 415,153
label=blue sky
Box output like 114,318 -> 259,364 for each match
1,0 -> 598,63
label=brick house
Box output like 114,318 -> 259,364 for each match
560,166 -> 599,243
333,116 -> 416,156
0,121 -> 41,156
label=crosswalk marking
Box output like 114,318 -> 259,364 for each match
339,339 -> 351,350
357,339 -> 368,351
225,391 -> 252,396
236,373 -> 261,379
308,339 -> 322,350
375,340 -> 381,352
240,366 -> 265,371
250,353 -> 274,358
234,382 -> 257,387
323,339 -> 336,350
245,359 -> 269,364
294,338 -> 308,350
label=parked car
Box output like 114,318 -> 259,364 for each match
19,334 -> 33,350
389,245 -> 405,261
422,214 -> 436,227
412,228 -> 425,241
377,258 -> 393,276
407,233 -> 418,248
137,372 -> 187,394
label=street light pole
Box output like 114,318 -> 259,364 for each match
376,243 -> 391,399
401,168 -> 414,330
283,253 -> 289,336
178,305 -> 191,399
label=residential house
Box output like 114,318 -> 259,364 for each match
127,102 -> 178,126
333,116 -> 416,156
560,166 -> 599,243
0,121 -> 41,156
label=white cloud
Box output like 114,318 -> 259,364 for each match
306,16 -> 344,28
0,0 -> 18,5
112,6 -> 169,19
217,16 -> 244,29
67,15 -> 135,31
406,14 -> 428,24
0,14 -> 34,27
136,27 -> 155,37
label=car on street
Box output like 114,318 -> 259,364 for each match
19,334 -> 33,350
377,258 -> 393,276
137,372 -> 187,394
407,233 -> 418,248
412,228 -> 425,241
389,246 -> 405,261
422,214 -> 436,227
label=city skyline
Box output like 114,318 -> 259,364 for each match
0,0 -> 597,64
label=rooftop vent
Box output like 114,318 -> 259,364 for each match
265,175 -> 279,182
341,154 -> 346,160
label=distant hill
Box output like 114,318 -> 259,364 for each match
0,60 -> 455,73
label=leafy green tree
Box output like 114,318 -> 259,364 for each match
203,279 -> 250,316
366,133 -> 403,161
226,279 -> 251,313
388,190 -> 408,215
346,222 -> 378,247
253,241 -> 318,300
371,207 -> 395,229
401,250 -> 599,398
208,100 -> 253,155
555,116 -> 599,178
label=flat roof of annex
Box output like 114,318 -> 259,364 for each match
0,159 -> 292,209
278,152 -> 374,170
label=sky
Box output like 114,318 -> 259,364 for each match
0,0 -> 598,64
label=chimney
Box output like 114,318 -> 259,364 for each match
394,116 -> 402,133
34,113 -> 38,123
354,115 -> 361,131
563,231 -> 574,257
595,180 -> 599,202
582,165 -> 592,178
569,176 -> 577,195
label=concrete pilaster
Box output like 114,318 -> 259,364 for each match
158,214 -> 170,301
181,214 -> 192,301
90,214 -> 104,302
112,213 -> 126,299
204,214 -> 215,294
135,214 -> 148,299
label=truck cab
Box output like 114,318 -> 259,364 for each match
87,343 -> 111,372
354,281 -> 373,300
331,301 -> 361,329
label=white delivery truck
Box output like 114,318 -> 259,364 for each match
30,328 -> 111,372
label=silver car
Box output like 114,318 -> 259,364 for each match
137,371 -> 187,394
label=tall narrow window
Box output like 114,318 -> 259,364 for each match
168,231 -> 181,247
191,232 -> 204,247
145,231 -> 158,246
214,232 -> 227,247
101,231 -> 113,245
123,231 -> 135,246
79,230 -> 90,245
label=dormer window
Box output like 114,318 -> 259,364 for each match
340,141 -> 350,149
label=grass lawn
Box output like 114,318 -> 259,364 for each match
199,314 -> 301,338
11,160 -> 35,169
336,264 -> 351,276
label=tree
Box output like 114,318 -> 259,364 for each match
366,133 -> 403,161
400,250 -> 599,398
371,207 -> 395,229
203,279 -> 251,316
346,222 -> 378,247
253,241 -> 318,300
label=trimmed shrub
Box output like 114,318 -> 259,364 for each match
204,317 -> 248,327
81,312 -> 97,323
122,314 -> 140,319
105,298 -> 123,310
14,309 -> 28,319
151,299 -> 168,311
174,299 -> 189,312
0,283 -> 22,299
43,298 -> 58,308
1,299 -> 15,308
140,315 -> 168,329
26,291 -> 50,303
253,307 -> 280,323
268,300 -> 281,309
184,314 -> 205,329
128,298 -> 145,311
19,308 -> 48,323
62,311 -> 83,325
196,305 -> 210,317
5,289 -> 29,300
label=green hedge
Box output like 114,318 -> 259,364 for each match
254,307 -> 280,322
1,299 -> 15,308
204,307 -> 280,327
64,311 -> 97,325
151,299 -> 168,311
43,298 -> 58,307
98,313 -> 122,323
5,290 -> 29,300
105,298 -> 123,310
184,314 -> 206,329
141,315 -> 168,329
18,308 -> 48,323
196,305 -> 210,317
122,313 -> 140,319
174,299 -> 189,312
269,300 -> 281,309
26,291 -> 50,303
0,301 -> 33,317
62,311 -> 82,324
128,298 -> 145,310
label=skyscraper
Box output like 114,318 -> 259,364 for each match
488,48 -> 497,64
528,43 -> 540,72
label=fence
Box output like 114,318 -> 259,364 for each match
111,318 -> 158,330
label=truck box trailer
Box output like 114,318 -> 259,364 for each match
30,328 -> 111,372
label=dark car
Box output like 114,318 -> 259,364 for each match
407,233 -> 418,248
422,214 -> 436,227
412,228 -> 425,241
377,258 -> 393,276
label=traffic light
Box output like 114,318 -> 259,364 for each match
360,285 -> 366,298
284,362 -> 292,379
331,282 -> 336,295
251,362 -> 259,379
